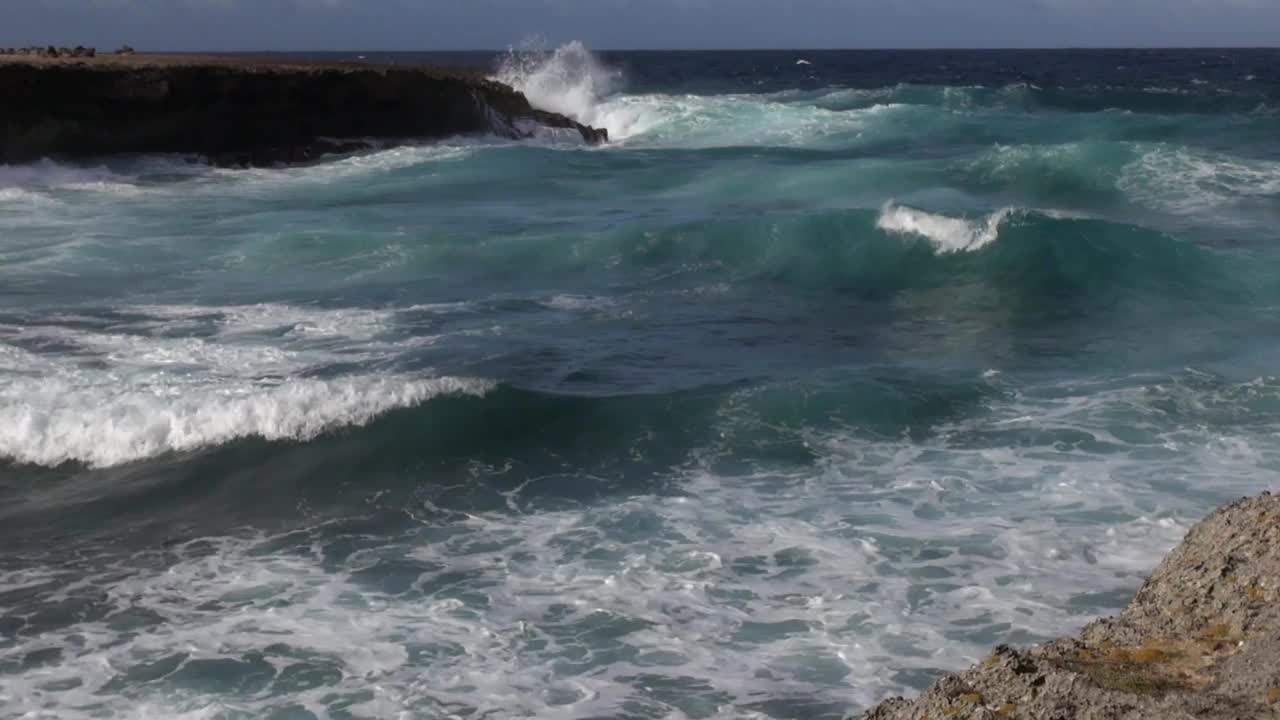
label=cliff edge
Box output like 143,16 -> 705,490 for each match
861,492 -> 1280,720
0,53 -> 607,166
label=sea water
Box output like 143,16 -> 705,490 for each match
1,46 -> 1279,719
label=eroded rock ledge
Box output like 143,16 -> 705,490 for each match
0,53 -> 606,166
861,492 -> 1280,720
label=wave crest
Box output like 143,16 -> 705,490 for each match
876,202 -> 1012,253
1,375 -> 494,468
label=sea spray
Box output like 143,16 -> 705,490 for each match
496,41 -> 623,130
494,42 -> 702,142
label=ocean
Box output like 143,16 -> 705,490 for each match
2,46 -> 1279,719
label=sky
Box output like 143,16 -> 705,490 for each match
3,0 -> 1279,50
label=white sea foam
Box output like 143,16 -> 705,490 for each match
0,158 -> 125,189
0,160 -> 167,212
122,302 -> 399,341
876,202 -> 1012,253
982,142 -> 1076,174
0,186 -> 55,204
0,144 -> 474,217
5,372 -> 1274,719
971,141 -> 1129,189
598,93 -> 876,146
6,303 -> 406,373
542,294 -> 619,312
1,364 -> 1277,718
0,374 -> 492,468
212,142 -> 477,188
1119,146 -> 1280,217
0,301 -> 495,468
806,86 -> 900,110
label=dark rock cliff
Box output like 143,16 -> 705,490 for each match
0,55 -> 606,166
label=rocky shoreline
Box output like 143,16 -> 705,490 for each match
860,492 -> 1280,720
0,52 -> 606,166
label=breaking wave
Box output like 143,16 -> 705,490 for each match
0,374 -> 494,468
876,202 -> 1012,253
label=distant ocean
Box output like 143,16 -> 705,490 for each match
2,47 -> 1279,719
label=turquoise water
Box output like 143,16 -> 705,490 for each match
1,46 -> 1279,719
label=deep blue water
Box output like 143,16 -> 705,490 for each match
1,47 -> 1279,719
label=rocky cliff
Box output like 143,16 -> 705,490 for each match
861,492 -> 1280,720
0,54 -> 607,166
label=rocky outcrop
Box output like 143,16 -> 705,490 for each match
0,54 -> 606,166
0,46 -> 96,58
861,492 -> 1280,720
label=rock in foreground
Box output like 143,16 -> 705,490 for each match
863,492 -> 1280,720
0,53 -> 606,165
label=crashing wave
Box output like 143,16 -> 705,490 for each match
496,41 -> 623,133
494,42 -> 866,145
0,374 -> 495,468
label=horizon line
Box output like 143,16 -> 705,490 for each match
74,45 -> 1280,54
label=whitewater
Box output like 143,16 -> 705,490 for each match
2,46 -> 1280,720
